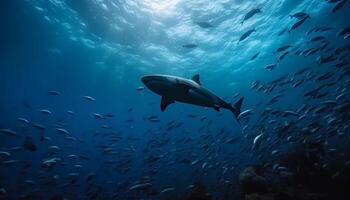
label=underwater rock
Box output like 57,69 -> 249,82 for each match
239,166 -> 267,195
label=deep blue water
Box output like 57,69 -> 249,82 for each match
1,0 -> 350,199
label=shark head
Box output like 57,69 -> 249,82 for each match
141,75 -> 175,95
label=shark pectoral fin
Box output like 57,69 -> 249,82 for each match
160,97 -> 175,112
192,74 -> 201,85
213,105 -> 220,112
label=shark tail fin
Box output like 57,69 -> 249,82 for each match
230,97 -> 244,120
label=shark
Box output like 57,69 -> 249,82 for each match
141,74 -> 244,121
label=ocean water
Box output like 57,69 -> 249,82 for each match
1,0 -> 350,199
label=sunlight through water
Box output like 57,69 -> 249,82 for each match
142,0 -> 182,16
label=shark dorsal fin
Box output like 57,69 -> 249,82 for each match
192,74 -> 201,85
160,97 -> 175,112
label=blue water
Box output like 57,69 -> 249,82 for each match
1,0 -> 350,199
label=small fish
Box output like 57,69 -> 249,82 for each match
278,28 -> 288,36
278,51 -> 289,62
317,55 -> 337,64
290,12 -> 309,19
56,128 -> 70,135
191,159 -> 199,165
188,114 -> 196,118
200,116 -> 207,121
317,27 -> 333,32
39,109 -> 52,115
1,160 -> 20,165
23,180 -> 35,185
0,151 -> 11,157
195,21 -> 213,28
49,146 -> 61,152
17,117 -> 29,124
271,150 -> 279,155
265,64 -> 277,70
48,90 -> 60,96
136,86 -> 145,91
252,132 -> 263,150
289,17 -> 309,32
83,96 -> 95,101
148,118 -> 160,122
332,0 -> 347,13
310,36 -> 326,42
41,157 -> 61,169
238,29 -> 255,43
67,154 -> 78,159
129,183 -> 152,191
182,44 -> 198,48
336,92 -> 347,100
292,79 -> 304,88
250,52 -> 260,60
282,110 -> 299,117
93,113 -> 104,119
337,26 -> 350,37
242,8 -> 261,24
238,109 -> 253,119
160,187 -> 175,194
276,45 -> 292,53
64,136 -> 76,141
321,100 -> 338,106
67,110 -> 75,115
0,129 -> 17,136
